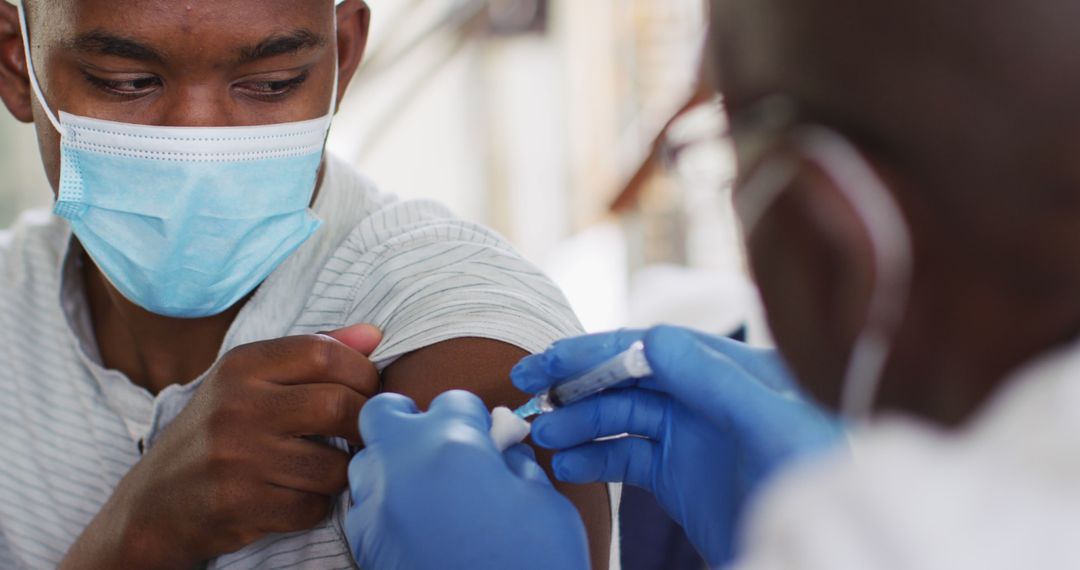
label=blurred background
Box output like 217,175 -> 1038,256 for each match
0,2 -> 765,567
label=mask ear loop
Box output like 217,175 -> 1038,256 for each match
327,0 -> 348,118
791,127 -> 914,422
16,0 -> 63,134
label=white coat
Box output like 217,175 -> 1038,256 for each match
735,341 -> 1080,570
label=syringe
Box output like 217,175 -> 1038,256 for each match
514,341 -> 653,420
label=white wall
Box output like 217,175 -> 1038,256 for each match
0,112 -> 50,227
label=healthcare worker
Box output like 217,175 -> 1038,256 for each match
343,0 -> 1080,568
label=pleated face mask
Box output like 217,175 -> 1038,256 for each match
17,0 -> 345,318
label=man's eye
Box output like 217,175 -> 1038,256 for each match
237,73 -> 310,101
82,72 -> 162,97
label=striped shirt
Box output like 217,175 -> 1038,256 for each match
0,155 -> 612,569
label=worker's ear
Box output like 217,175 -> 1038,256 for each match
740,151 -> 877,409
0,1 -> 34,123
333,0 -> 370,111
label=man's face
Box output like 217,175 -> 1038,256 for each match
13,0 -> 363,194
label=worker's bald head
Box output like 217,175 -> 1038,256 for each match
714,0 -> 1080,224
712,0 -> 1080,422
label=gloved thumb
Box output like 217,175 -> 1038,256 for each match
428,390 -> 494,434
503,444 -> 555,488
359,393 -> 420,447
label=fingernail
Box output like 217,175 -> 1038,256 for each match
530,416 -> 559,448
531,422 -> 549,447
507,443 -> 537,461
553,453 -> 583,481
511,359 -> 542,392
538,352 -> 561,375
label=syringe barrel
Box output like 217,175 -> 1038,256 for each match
548,341 -> 652,408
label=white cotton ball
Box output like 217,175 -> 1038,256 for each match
489,407 -> 531,451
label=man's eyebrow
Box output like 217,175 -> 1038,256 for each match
238,30 -> 327,63
65,31 -> 164,63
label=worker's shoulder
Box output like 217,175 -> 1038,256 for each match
0,208 -> 68,291
740,414 -> 1080,570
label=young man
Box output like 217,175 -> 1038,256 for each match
0,1 -> 612,568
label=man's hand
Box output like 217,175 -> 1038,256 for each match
61,325 -> 382,569
345,391 -> 590,570
512,326 -> 845,567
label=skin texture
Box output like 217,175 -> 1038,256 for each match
0,0 -> 609,567
710,0 -> 1080,424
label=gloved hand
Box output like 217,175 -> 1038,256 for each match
512,326 -> 844,566
344,390 -> 590,570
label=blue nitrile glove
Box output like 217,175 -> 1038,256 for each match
511,326 -> 844,567
344,390 -> 590,570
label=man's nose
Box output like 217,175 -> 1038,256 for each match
158,86 -> 238,128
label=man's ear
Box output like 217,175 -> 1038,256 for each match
743,154 -> 877,408
333,0 -> 370,110
0,1 -> 34,123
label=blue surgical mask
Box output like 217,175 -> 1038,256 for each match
17,1 -> 343,318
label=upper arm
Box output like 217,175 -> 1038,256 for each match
382,337 -> 613,570
325,202 -> 611,564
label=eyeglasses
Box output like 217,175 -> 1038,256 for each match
726,95 -> 802,183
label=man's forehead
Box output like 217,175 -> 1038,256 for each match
24,0 -> 343,11
29,0 -> 339,42
20,0 -> 344,69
